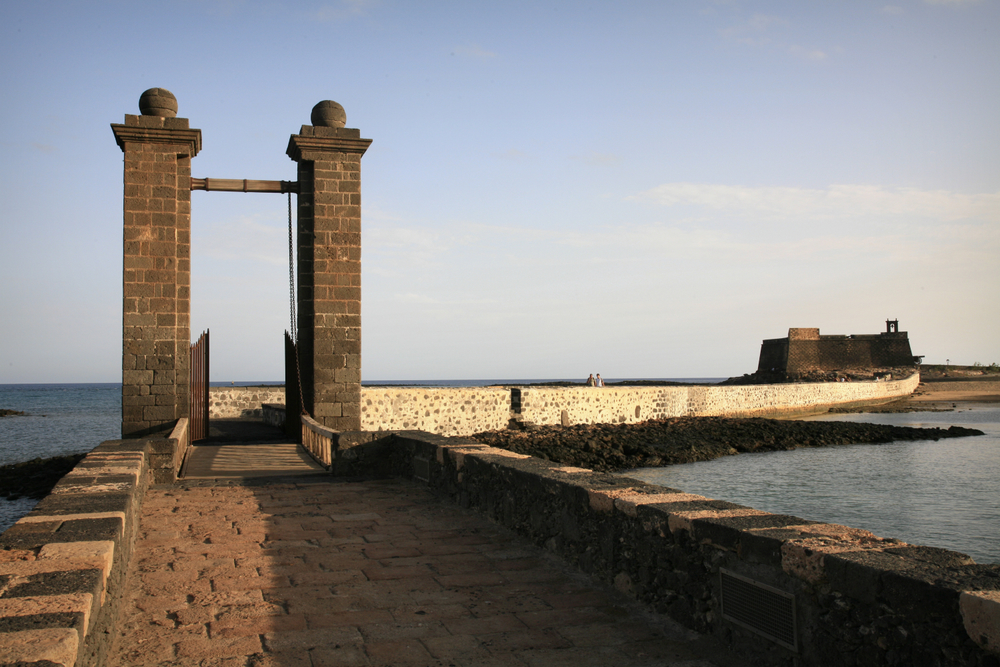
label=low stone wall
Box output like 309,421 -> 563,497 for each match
262,403 -> 286,429
520,373 -> 921,426
218,374 -> 918,436
360,387 -> 511,436
0,421 -> 188,666
322,429 -> 1000,667
209,386 -> 286,419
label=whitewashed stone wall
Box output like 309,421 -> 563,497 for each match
360,387 -> 510,437
518,387 -> 689,426
209,386 -> 286,418
207,374 -> 919,434
519,373 -> 919,427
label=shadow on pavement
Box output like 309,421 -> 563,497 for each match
197,418 -> 289,445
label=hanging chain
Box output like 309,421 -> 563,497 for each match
287,191 -> 296,342
287,191 -> 309,417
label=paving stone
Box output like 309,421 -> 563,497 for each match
444,613 -> 530,636
306,608 -> 393,629
175,633 -> 262,659
109,477 -> 742,667
208,613 -> 307,638
263,626 -> 363,651
308,643 -> 369,666
364,637 -> 435,665
435,571 -> 508,587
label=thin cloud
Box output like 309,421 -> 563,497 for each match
719,12 -> 830,61
309,0 -> 378,22
452,44 -> 498,58
394,292 -> 441,305
633,183 -> 1000,223
788,45 -> 827,60
720,13 -> 789,39
571,152 -> 622,166
31,143 -> 56,153
194,215 -> 285,266
495,148 -> 527,160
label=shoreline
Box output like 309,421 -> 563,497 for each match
471,375 -> 1000,472
835,376 -> 1000,413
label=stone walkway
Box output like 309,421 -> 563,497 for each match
111,474 -> 742,667
182,444 -> 325,479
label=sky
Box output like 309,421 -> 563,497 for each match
1,0 -> 998,383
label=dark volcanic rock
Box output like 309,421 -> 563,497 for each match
0,454 -> 88,500
0,409 -> 28,418
470,417 -> 984,472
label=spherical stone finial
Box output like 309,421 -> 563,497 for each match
138,88 -> 178,117
311,100 -> 346,128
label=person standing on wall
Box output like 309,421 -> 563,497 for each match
595,374 -> 605,387
586,374 -> 595,386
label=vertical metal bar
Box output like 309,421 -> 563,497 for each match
189,330 -> 210,442
204,330 -> 210,439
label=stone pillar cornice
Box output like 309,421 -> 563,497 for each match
112,116 -> 202,157
287,126 -> 371,162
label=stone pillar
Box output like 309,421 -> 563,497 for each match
112,88 -> 201,437
287,101 -> 371,431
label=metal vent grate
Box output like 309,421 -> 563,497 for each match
720,568 -> 797,652
412,456 -> 430,483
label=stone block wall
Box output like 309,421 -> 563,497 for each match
360,388 -> 511,436
354,431 -> 1000,667
759,327 -> 917,375
758,338 -> 789,372
0,423 -> 188,666
112,110 -> 201,437
287,123 -> 371,432
208,387 -> 286,419
517,374 -> 919,426
207,375 -> 918,436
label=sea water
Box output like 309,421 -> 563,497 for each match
622,406 -> 1000,564
0,383 -> 122,531
5,383 -> 997,562
0,378 -> 722,531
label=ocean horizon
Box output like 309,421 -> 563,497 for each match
1,377 -> 725,531
2,381 -> 997,563
0,377 -> 727,466
1,378 -> 728,388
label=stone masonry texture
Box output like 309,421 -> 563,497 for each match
758,326 -> 916,376
287,124 -> 371,432
109,478 -> 740,667
112,114 -> 201,437
213,374 -> 918,437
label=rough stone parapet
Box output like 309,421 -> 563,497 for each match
0,423 -> 188,666
363,430 -> 1000,666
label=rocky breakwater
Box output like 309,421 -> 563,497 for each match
471,416 -> 984,472
0,454 -> 88,501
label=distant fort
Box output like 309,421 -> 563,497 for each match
758,319 -> 920,377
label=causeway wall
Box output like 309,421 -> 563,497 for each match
209,386 -> 286,419
0,420 -> 189,666
2,371 -> 997,666
299,426 -> 1000,667
218,374 -> 920,436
